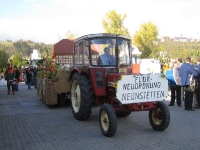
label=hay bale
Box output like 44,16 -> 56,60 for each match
37,78 -> 43,99
42,79 -> 46,102
45,79 -> 57,105
54,70 -> 70,94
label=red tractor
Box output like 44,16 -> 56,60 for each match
69,33 -> 170,137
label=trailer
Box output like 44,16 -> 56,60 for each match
37,70 -> 70,106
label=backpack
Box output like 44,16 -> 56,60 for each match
165,69 -> 176,87
186,74 -> 198,92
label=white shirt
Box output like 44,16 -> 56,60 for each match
173,67 -> 180,85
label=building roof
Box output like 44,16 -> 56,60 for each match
174,36 -> 187,40
54,39 -> 74,54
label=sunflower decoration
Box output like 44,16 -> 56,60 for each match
161,63 -> 169,78
80,65 -> 86,71
113,83 -> 118,89
113,75 -> 123,92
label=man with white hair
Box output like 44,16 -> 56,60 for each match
97,47 -> 116,65
179,57 -> 198,111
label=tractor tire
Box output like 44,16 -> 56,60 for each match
149,101 -> 170,131
116,111 -> 131,117
71,73 -> 93,120
99,104 -> 117,137
58,93 -> 66,106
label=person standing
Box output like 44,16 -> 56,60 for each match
179,57 -> 198,111
178,58 -> 184,103
194,57 -> 200,108
14,66 -> 20,91
1,72 -> 4,80
5,63 -> 16,95
33,67 -> 37,89
166,62 -> 181,107
26,67 -> 33,90
173,61 -> 181,106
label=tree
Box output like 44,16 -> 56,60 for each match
65,30 -> 77,39
13,41 -> 30,58
133,22 -> 159,58
12,53 -> 21,67
0,46 -> 9,70
102,10 -> 130,36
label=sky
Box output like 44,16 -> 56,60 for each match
0,0 -> 200,44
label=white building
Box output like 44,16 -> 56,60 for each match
31,49 -> 41,60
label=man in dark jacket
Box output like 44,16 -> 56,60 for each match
179,57 -> 198,111
14,65 -> 20,91
5,63 -> 16,95
194,57 -> 200,108
26,67 -> 33,90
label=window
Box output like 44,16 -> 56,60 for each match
74,42 -> 83,64
118,39 -> 131,65
83,46 -> 89,65
90,38 -> 116,66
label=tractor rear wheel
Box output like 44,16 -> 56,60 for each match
149,101 -> 170,131
99,104 -> 117,137
71,73 -> 93,120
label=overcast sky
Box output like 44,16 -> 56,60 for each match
0,0 -> 200,44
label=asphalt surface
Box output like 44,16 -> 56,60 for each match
0,80 -> 6,87
0,81 -> 200,150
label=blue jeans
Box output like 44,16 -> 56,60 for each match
28,82 -> 32,90
15,83 -> 19,91
34,77 -> 37,89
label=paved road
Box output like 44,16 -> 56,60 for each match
0,82 -> 200,150
0,80 -> 6,86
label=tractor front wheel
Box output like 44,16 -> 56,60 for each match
99,104 -> 117,137
149,101 -> 170,131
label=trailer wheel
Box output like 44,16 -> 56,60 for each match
116,111 -> 131,117
99,104 -> 117,137
71,73 -> 93,120
149,101 -> 170,131
58,93 -> 66,106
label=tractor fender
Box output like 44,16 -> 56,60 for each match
69,69 -> 80,81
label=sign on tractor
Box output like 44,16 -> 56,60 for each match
116,74 -> 168,104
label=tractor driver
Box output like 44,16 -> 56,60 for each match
97,47 -> 116,65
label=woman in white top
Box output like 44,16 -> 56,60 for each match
169,61 -> 182,107
173,62 -> 181,86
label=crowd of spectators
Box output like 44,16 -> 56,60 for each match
165,57 -> 200,111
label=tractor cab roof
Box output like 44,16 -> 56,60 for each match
74,33 -> 131,43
